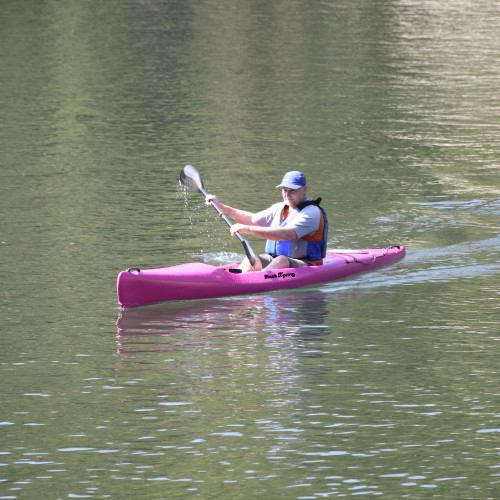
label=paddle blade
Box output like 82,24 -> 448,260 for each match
179,164 -> 257,268
180,164 -> 205,193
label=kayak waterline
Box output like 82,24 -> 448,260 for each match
117,246 -> 405,308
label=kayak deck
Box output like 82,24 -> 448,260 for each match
117,246 -> 405,308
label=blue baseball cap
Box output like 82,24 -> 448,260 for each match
276,171 -> 306,189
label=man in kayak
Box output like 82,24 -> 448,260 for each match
205,171 -> 328,273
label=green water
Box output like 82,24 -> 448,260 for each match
1,1 -> 499,498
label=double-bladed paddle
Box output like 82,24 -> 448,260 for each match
180,164 -> 257,267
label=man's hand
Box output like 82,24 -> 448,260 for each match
205,194 -> 219,207
230,223 -> 250,236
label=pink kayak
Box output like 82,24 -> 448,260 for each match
117,246 -> 405,308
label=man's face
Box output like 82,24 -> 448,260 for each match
282,186 -> 307,208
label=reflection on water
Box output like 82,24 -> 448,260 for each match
114,293 -> 339,489
115,293 -> 333,412
116,292 -> 331,344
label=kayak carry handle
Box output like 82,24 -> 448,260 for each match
126,268 -> 141,274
